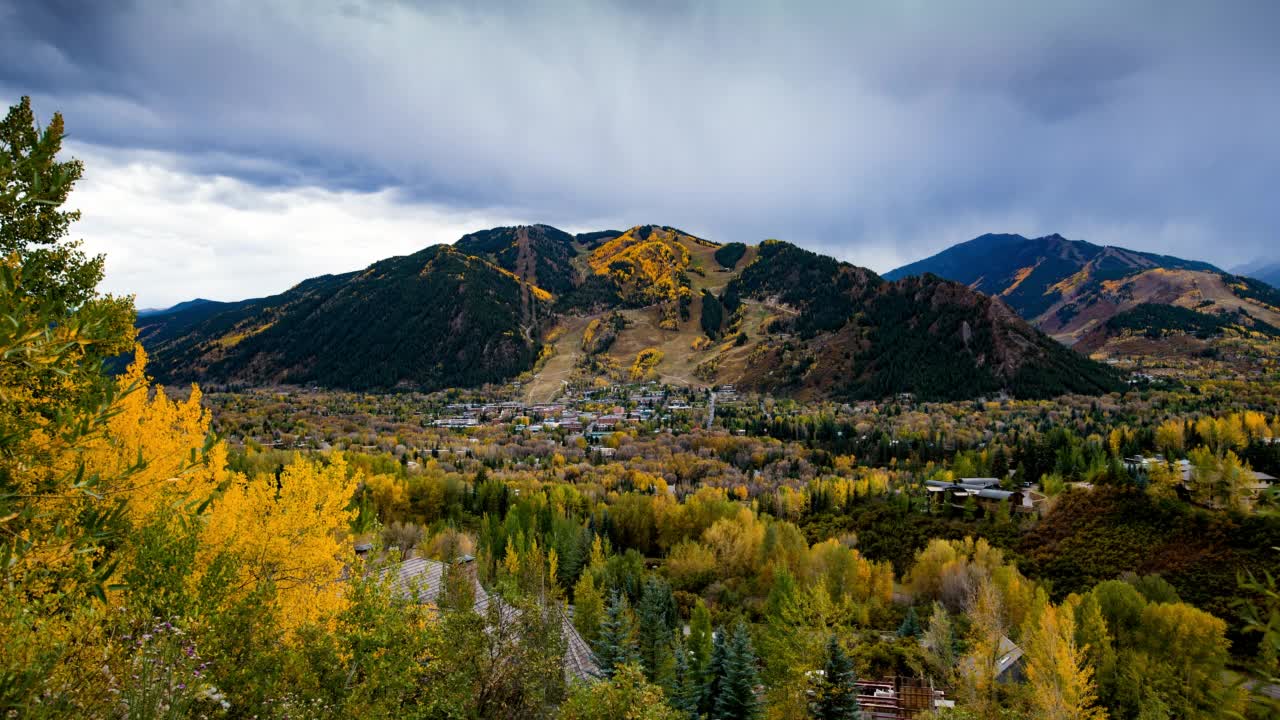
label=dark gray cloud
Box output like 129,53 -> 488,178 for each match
2,0 -> 1278,288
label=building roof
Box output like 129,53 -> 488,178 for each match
995,636 -> 1024,677
386,557 -> 599,682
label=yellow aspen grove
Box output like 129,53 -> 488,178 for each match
1023,602 -> 1108,720
89,346 -> 224,523
198,453 -> 359,634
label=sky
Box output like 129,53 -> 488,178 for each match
2,0 -> 1278,308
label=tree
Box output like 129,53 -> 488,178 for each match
1188,447 -> 1251,510
0,96 -> 105,312
701,627 -> 727,718
760,570 -> 834,719
669,636 -> 702,719
637,576 -> 677,681
1136,602 -> 1245,718
811,634 -> 860,720
922,602 -> 957,684
596,590 -> 640,678
897,606 -> 922,638
557,664 -> 682,720
1072,593 -> 1117,711
689,599 -> 714,688
199,453 -> 359,635
574,572 -> 605,645
714,621 -> 762,720
956,575 -> 1005,717
1021,602 -> 1105,720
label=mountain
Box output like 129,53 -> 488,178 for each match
454,224 -> 580,295
138,245 -> 547,391
136,298 -> 221,318
886,233 -> 1280,347
140,226 -> 1122,400
719,241 -> 1120,400
1231,259 -> 1280,289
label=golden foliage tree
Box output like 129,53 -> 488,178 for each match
1022,602 -> 1107,720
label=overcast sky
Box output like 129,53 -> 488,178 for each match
3,1 -> 1278,308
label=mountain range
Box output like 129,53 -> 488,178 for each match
885,233 -> 1280,355
136,225 -> 1123,401
1231,259 -> 1280,290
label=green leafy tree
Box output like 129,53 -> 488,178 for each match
557,664 -> 683,720
1072,593 -> 1117,711
689,599 -> 714,677
810,634 -> 860,720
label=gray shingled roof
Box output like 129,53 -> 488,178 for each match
386,557 -> 599,683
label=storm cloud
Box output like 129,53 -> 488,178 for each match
2,0 -> 1277,307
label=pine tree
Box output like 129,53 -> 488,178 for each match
811,634 -> 860,720
638,576 -> 678,681
669,635 -> 701,719
715,621 -> 762,720
897,606 -> 921,638
0,96 -> 105,312
700,627 -> 727,718
595,590 -> 640,678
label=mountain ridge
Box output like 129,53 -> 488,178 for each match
885,233 -> 1277,350
139,225 -> 1124,400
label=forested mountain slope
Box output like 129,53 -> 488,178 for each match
887,233 -> 1280,347
139,245 -> 547,390
142,227 -> 1122,399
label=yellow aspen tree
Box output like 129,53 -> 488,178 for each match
504,537 -> 521,577
1023,602 -> 1107,720
589,534 -> 606,569
199,453 -> 358,635
88,346 -> 223,523
1154,419 -> 1185,457
958,574 -> 1005,717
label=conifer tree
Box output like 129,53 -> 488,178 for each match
638,576 -> 677,681
595,590 -> 640,678
897,606 -> 921,638
811,634 -> 860,720
0,96 -> 106,312
669,635 -> 701,719
700,627 -> 727,718
714,621 -> 762,720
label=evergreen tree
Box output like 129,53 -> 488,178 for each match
0,96 -> 106,312
700,627 -> 727,718
811,634 -> 860,720
638,576 -> 677,681
595,590 -> 640,678
714,621 -> 762,720
897,606 -> 921,638
669,635 -> 701,719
